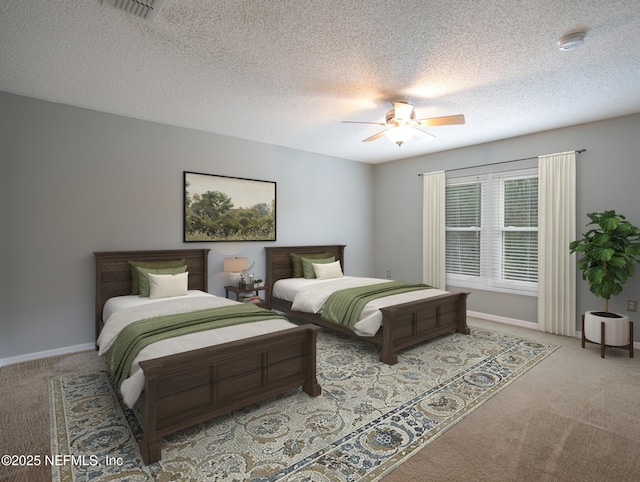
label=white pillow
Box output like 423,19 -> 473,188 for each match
148,271 -> 189,299
313,260 -> 344,280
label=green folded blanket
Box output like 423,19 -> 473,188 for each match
320,281 -> 432,331
107,303 -> 288,387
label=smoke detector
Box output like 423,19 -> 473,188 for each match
558,32 -> 586,51
102,0 -> 168,23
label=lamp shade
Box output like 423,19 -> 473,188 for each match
223,257 -> 248,273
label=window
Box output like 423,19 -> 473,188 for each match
445,180 -> 482,278
445,168 -> 538,295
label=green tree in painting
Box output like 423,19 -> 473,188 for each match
191,191 -> 234,220
252,203 -> 271,217
184,187 -> 275,241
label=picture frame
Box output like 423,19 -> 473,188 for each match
184,171 -> 276,242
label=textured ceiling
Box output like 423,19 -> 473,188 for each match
1,1 -> 639,164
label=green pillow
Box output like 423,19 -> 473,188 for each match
301,256 -> 335,279
128,259 -> 186,294
136,265 -> 188,297
291,252 -> 331,278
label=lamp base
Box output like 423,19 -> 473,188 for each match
228,272 -> 241,288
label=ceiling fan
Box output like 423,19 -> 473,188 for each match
342,101 -> 465,146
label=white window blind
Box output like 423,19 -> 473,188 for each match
445,179 -> 482,278
445,168 -> 538,295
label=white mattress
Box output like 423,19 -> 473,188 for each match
98,291 -> 296,408
273,276 -> 448,337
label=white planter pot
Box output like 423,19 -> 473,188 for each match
583,310 -> 630,346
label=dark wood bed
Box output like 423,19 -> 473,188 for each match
265,245 -> 469,365
94,249 -> 321,465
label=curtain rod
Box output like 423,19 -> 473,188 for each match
418,149 -> 586,176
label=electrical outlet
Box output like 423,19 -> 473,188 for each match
386,270 -> 391,279
627,300 -> 637,312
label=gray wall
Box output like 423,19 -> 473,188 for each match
3,89 -> 639,361
373,113 -> 640,339
1,91 -> 374,360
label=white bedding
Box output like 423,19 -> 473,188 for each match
102,289 -> 213,321
97,291 -> 296,408
274,276 -> 448,337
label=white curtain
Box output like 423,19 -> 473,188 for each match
422,171 -> 446,289
538,151 -> 576,335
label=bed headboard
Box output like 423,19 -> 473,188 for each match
264,245 -> 346,291
93,249 -> 210,341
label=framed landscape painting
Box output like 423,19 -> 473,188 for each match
184,171 -> 276,242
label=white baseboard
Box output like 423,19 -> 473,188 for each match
0,342 -> 95,368
467,310 -> 539,330
468,310 -> 640,349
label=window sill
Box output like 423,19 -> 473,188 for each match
446,280 -> 538,297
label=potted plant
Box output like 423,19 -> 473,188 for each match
570,210 -> 640,353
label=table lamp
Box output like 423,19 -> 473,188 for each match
224,257 -> 248,287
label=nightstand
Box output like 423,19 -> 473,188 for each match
224,285 -> 270,309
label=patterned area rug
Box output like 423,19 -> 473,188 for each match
50,327 -> 558,481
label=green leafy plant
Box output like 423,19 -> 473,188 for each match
570,210 -> 640,313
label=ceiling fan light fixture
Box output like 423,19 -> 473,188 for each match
342,101 -> 464,145
385,124 -> 413,146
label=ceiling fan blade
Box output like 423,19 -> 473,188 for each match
341,120 -> 386,125
362,130 -> 387,142
412,127 -> 436,138
393,101 -> 414,120
417,114 -> 465,127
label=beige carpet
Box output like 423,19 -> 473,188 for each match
1,318 -> 639,482
384,319 -> 640,482
0,351 -> 105,482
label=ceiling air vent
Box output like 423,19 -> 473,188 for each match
102,0 -> 167,23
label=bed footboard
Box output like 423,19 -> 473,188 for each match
378,292 -> 469,365
137,324 -> 321,465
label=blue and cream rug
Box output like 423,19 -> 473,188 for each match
49,327 -> 558,481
